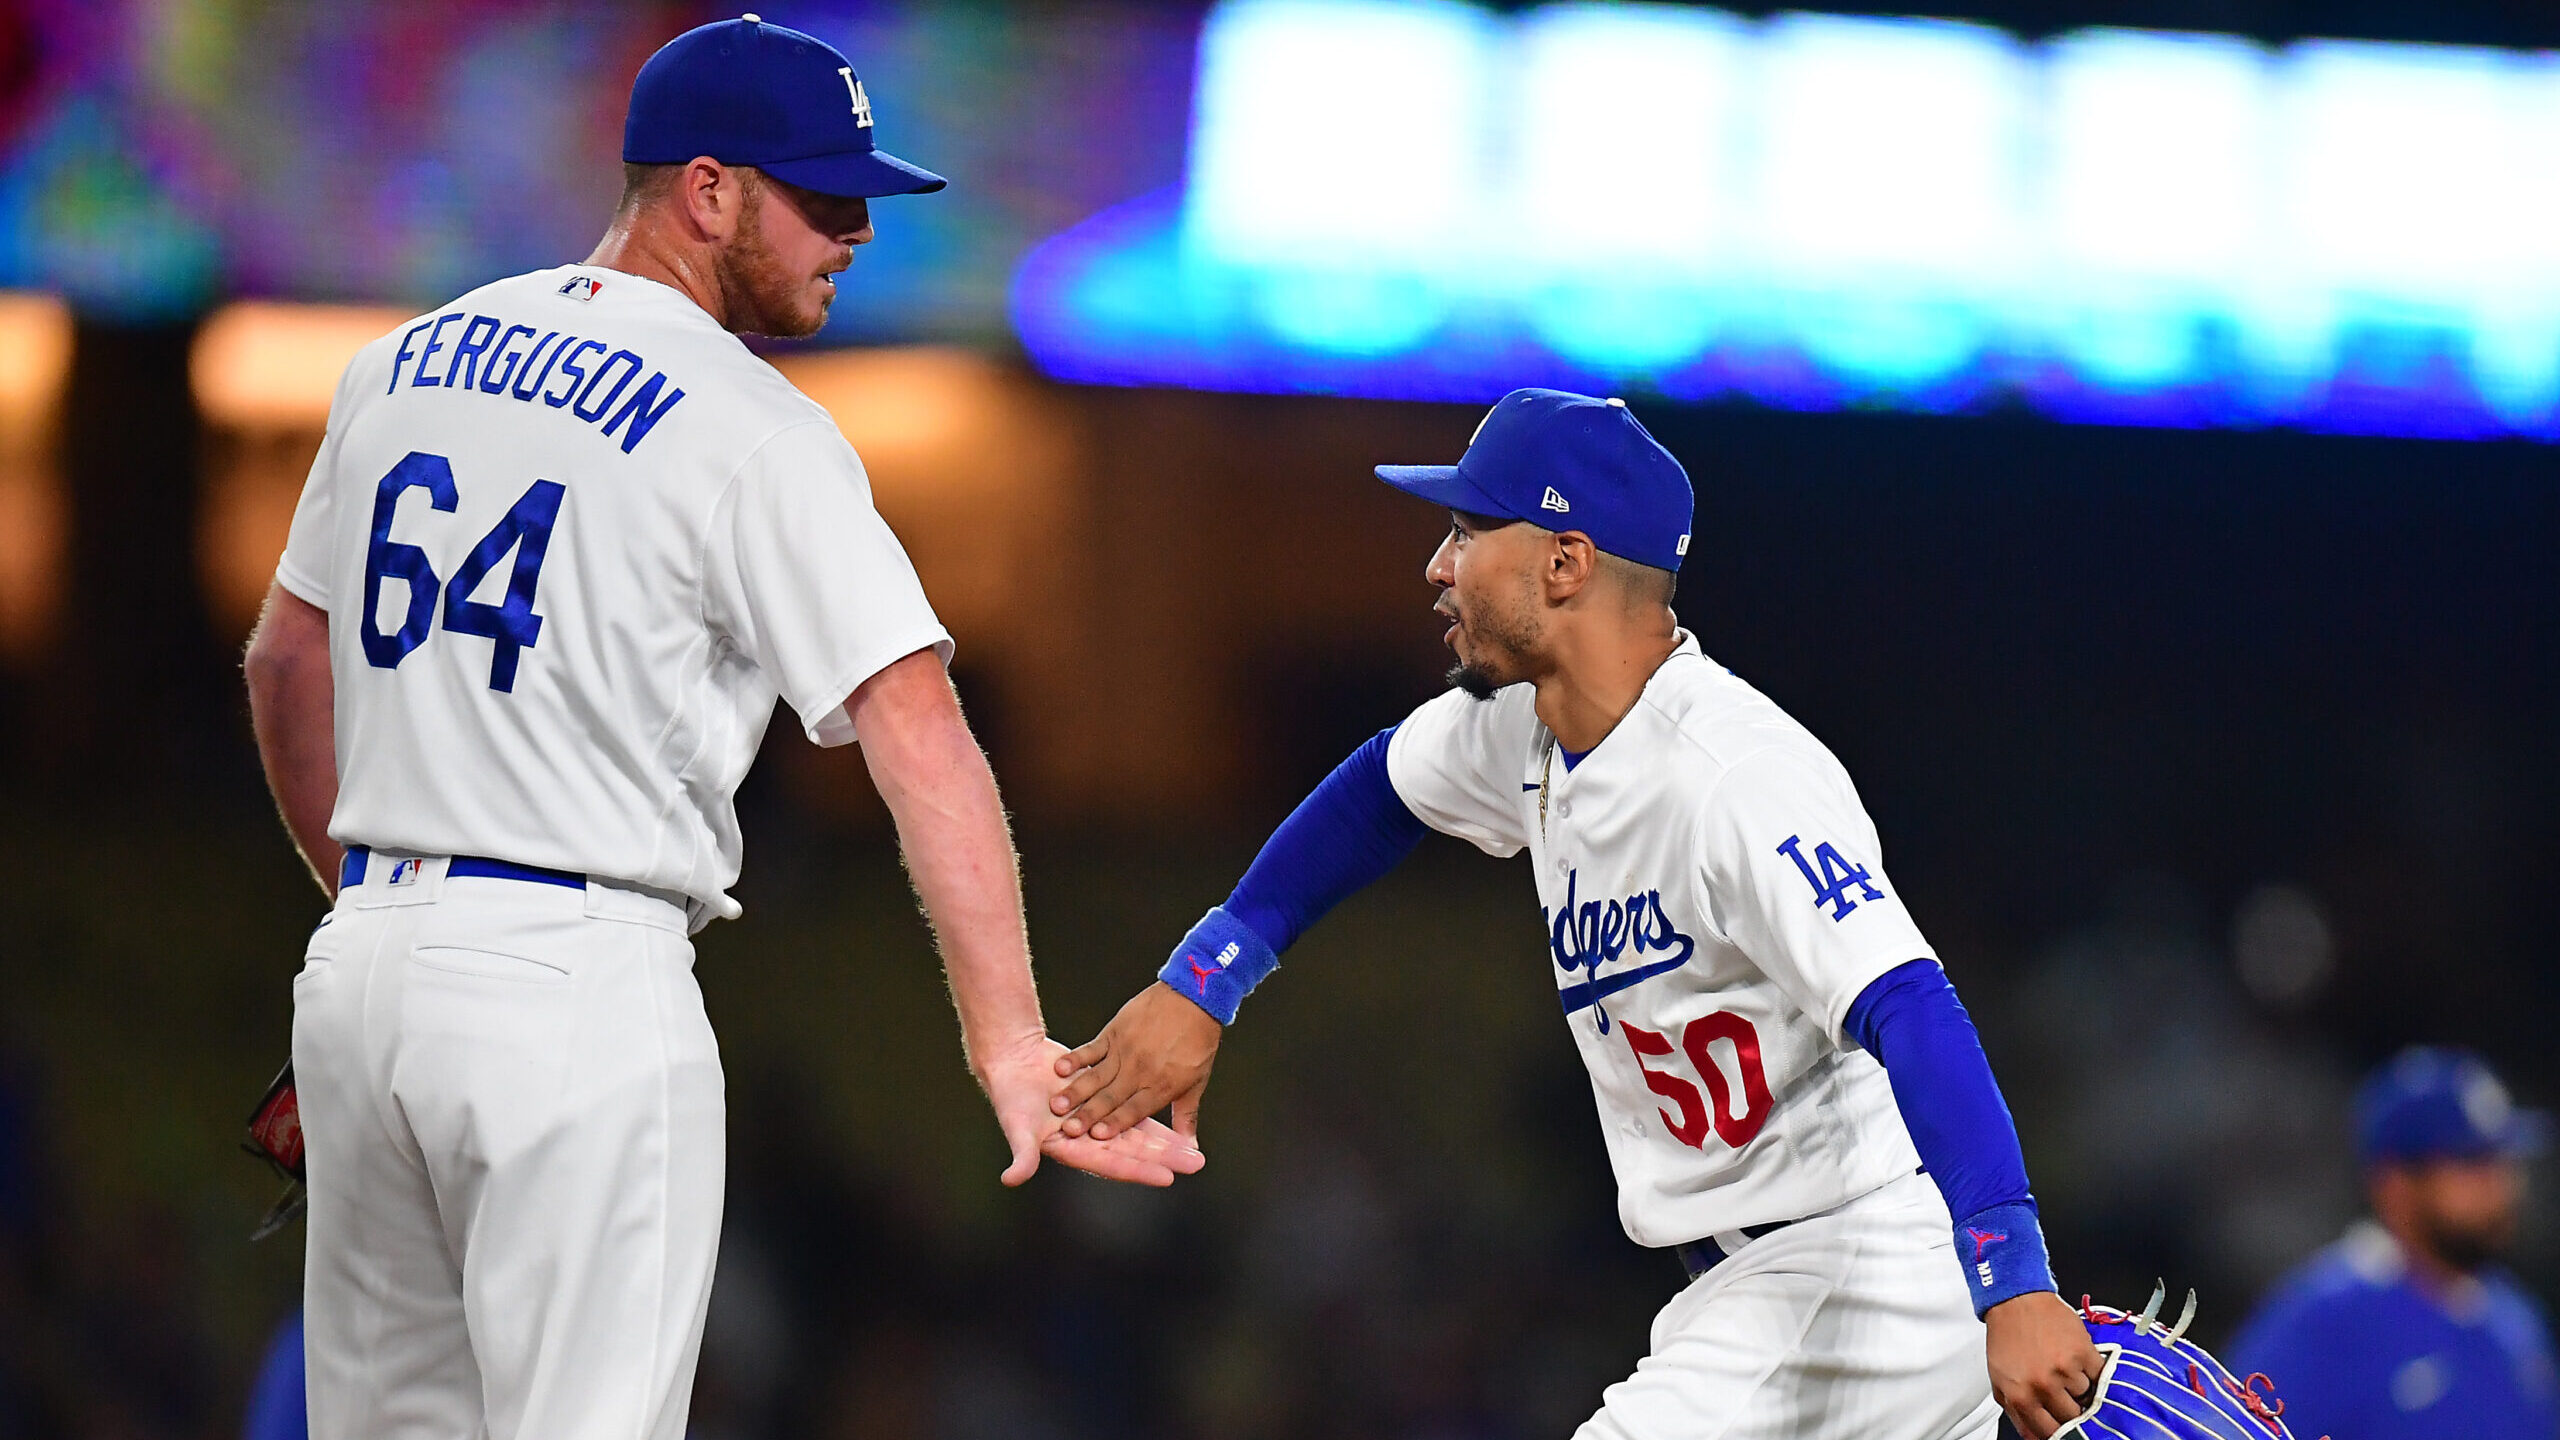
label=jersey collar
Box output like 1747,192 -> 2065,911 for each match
1540,629 -> 1703,777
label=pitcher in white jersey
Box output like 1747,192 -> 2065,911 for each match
1050,389 -> 2105,1438
241,18 -> 1198,1440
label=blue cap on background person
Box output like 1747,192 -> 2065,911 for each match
2355,1045 -> 2550,1166
623,14 -> 946,199
1375,388 -> 1694,573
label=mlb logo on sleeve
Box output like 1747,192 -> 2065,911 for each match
559,276 -> 604,302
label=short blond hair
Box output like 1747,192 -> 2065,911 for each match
614,161 -> 768,216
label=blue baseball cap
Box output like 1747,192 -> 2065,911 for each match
1376,389 -> 1693,572
2355,1045 -> 2550,1167
623,15 -> 946,199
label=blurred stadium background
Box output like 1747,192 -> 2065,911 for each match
0,0 -> 2553,1435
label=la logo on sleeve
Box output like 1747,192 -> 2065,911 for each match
1776,835 -> 1883,921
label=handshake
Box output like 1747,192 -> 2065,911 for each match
988,981 -> 1230,1189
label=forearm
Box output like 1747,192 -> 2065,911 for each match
244,583 -> 342,897
854,656 -> 1043,1070
1845,959 -> 2052,1314
880,736 -> 1043,1062
853,655 -> 1211,1187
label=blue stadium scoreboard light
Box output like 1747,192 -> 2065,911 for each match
1012,0 -> 2560,439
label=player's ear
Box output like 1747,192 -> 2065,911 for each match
678,157 -> 744,242
1546,531 -> 1597,601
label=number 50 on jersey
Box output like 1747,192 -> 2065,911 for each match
362,450 -> 564,693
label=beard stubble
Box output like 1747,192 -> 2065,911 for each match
1445,580 -> 1542,701
720,179 -> 827,340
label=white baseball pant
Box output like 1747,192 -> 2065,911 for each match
291,854 -> 724,1440
1577,1170 -> 2002,1440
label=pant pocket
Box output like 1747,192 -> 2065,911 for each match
410,945 -> 572,985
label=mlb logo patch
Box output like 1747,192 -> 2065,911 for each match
386,857 -> 425,887
559,275 -> 604,302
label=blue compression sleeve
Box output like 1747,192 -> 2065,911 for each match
1845,959 -> 2055,1317
1226,727 -> 1427,953
1159,727 -> 1427,1023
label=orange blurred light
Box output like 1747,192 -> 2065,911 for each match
773,347 -> 1075,632
775,346 -> 1053,506
768,347 -> 1084,821
0,292 -> 71,664
192,301 -> 407,637
192,301 -> 407,429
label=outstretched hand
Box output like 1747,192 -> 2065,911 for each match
977,1032 -> 1205,1187
1051,982 -> 1224,1142
1986,1291 -> 2104,1438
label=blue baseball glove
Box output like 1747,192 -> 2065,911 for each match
2059,1287 -> 2318,1440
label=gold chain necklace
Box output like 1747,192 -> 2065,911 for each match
1538,733 -> 1555,837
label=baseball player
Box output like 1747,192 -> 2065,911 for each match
239,18 -> 1198,1440
1050,389 -> 2104,1438
2228,1045 -> 2555,1439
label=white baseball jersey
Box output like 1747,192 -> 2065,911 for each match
277,264 -> 950,920
1388,632 -> 1928,1247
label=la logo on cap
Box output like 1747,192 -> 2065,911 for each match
836,67 -> 873,127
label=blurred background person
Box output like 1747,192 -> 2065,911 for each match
240,1309 -> 303,1440
2229,1046 -> 2557,1439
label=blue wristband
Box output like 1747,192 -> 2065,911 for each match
1157,906 -> 1279,1025
1953,1200 -> 2056,1318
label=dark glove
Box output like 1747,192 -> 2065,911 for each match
241,1060 -> 306,1241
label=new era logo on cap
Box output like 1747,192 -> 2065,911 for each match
1541,486 -> 1570,513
